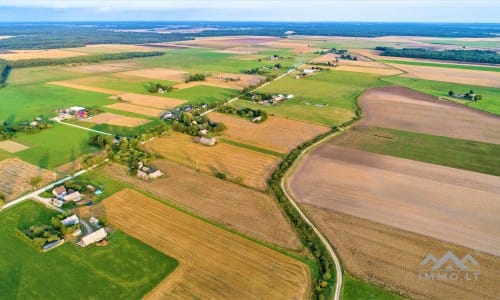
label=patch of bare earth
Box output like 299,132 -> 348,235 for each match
174,73 -> 265,90
63,62 -> 139,74
48,81 -> 122,94
85,112 -> 149,127
105,103 -> 164,117
103,189 -> 310,299
102,162 -> 301,250
359,86 -> 500,144
116,93 -> 186,109
0,49 -> 88,60
0,140 -> 29,153
288,144 -> 500,256
0,158 -> 56,201
116,68 -> 188,82
208,112 -> 329,153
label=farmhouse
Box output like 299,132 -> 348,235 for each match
63,191 -> 82,202
137,162 -> 164,181
77,228 -> 107,247
303,68 -> 316,75
52,185 -> 67,198
61,214 -> 80,226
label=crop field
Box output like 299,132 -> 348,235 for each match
0,158 -> 55,201
103,189 -> 310,299
304,207 -> 500,300
261,39 -> 320,53
235,70 -> 385,126
208,112 -> 329,153
12,124 -> 98,169
0,201 -> 178,299
84,112 -> 150,127
334,126 -> 500,176
359,86 -> 500,144
379,59 -> 500,72
0,83 -> 114,121
102,162 -> 301,249
116,68 -> 188,82
174,73 -> 266,90
213,46 -> 261,54
8,65 -> 86,86
0,140 -> 29,153
389,63 -> 500,87
306,63 -> 402,76
73,44 -> 165,54
105,103 -> 164,117
63,62 -> 140,74
174,36 -> 280,49
382,76 -> 500,115
167,85 -> 239,105
288,144 -> 500,256
0,49 -> 88,60
116,93 -> 186,108
144,132 -> 281,190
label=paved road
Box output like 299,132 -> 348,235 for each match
281,131 -> 344,300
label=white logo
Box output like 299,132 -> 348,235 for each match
419,251 -> 479,281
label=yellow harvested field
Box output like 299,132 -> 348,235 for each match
85,112 -> 149,127
144,132 -> 281,190
116,68 -> 188,82
305,64 -> 401,76
310,53 -> 339,64
213,47 -> 261,54
105,103 -> 164,117
209,112 -> 329,153
0,49 -> 88,60
176,36 -> 280,49
117,93 -> 186,109
74,44 -> 164,54
261,40 -> 319,53
390,63 -> 500,87
174,73 -> 265,90
48,81 -> 122,94
64,62 -> 139,73
0,158 -> 55,201
103,162 -> 301,249
103,189 -> 310,299
0,140 -> 29,153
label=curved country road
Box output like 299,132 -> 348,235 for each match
281,131 -> 344,300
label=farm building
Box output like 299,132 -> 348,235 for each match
77,228 -> 107,247
61,214 -> 79,226
63,191 -> 82,202
137,162 -> 164,181
303,68 -> 316,75
52,185 -> 67,198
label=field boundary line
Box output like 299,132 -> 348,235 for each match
53,119 -> 114,136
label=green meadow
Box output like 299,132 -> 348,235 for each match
342,274 -> 402,300
335,126 -> 500,176
168,85 -> 239,105
0,83 -> 114,121
13,124 -> 98,169
0,201 -> 178,299
235,70 -> 386,126
381,59 -> 500,72
382,76 -> 500,115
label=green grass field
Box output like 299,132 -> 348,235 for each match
13,124 -> 98,169
70,74 -> 179,94
7,65 -> 85,86
0,149 -> 13,161
0,83 -> 115,121
235,70 -> 385,126
335,126 -> 500,176
0,201 -> 178,299
381,59 -> 500,72
342,274 -> 402,300
382,76 -> 500,115
168,85 -> 239,105
421,39 -> 500,48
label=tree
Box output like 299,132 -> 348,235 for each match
448,90 -> 454,96
29,176 -> 43,190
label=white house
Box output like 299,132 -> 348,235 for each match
63,191 -> 82,202
52,185 -> 67,198
303,68 -> 316,75
77,228 -> 107,247
61,214 -> 80,226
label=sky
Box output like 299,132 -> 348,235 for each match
0,0 -> 499,22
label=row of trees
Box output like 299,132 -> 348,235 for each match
147,82 -> 174,93
376,47 -> 500,64
0,117 -> 53,140
0,61 -> 10,86
217,106 -> 268,123
185,73 -> 206,83
170,112 -> 226,136
268,106 -> 362,300
448,90 -> 483,101
5,51 -> 165,68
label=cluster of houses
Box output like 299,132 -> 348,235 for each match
256,94 -> 294,106
51,184 -> 102,208
57,106 -> 89,120
137,162 -> 164,181
61,214 -> 108,248
161,104 -> 208,121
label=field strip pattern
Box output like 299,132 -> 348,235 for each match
103,189 -> 310,299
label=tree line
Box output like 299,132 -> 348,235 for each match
376,47 -> 500,64
0,62 -> 10,87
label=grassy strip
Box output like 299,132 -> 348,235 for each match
380,59 -> 500,72
342,274 -> 402,300
221,138 -> 286,158
336,126 -> 500,176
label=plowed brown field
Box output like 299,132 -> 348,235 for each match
103,189 -> 310,299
